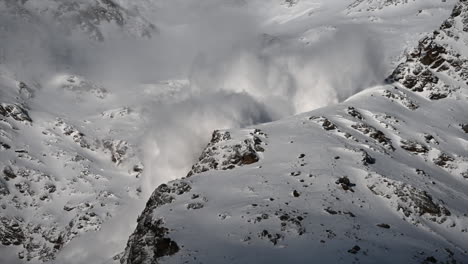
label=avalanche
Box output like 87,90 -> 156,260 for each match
0,0 -> 465,264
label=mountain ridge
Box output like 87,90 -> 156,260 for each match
121,1 -> 468,263
0,0 -> 463,263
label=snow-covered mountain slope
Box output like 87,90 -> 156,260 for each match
347,0 -> 418,12
0,0 -> 462,263
0,0 -> 156,41
0,69 -> 146,262
121,2 -> 468,264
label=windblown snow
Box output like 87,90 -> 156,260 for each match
0,0 -> 466,264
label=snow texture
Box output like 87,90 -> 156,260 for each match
121,1 -> 468,264
0,0 -> 465,263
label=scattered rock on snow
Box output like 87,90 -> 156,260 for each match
347,245 -> 361,254
376,223 -> 390,229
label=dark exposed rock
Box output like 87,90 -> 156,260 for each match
276,211 -> 306,235
187,202 -> 204,210
335,176 -> 356,192
133,165 -> 143,173
424,134 -> 439,145
63,205 -> 75,212
381,90 -> 419,109
0,178 -> 9,196
240,152 -> 259,165
153,238 -> 179,259
347,106 -> 363,120
344,211 -> 355,218
0,217 -> 25,246
15,181 -> 32,195
0,103 -> 32,123
324,207 -> 338,215
347,245 -> 361,254
122,218 -> 179,264
254,213 -> 269,223
361,149 -> 376,165
259,230 -> 283,245
119,180 -> 191,263
462,170 -> 468,179
433,153 -> 455,168
290,171 -> 301,176
386,2 -> 468,100
323,208 -> 355,218
424,256 -> 437,263
103,140 -> 129,165
119,3 -> 468,263
461,124 -> 468,133
419,41 -> 446,66
187,129 -> 266,176
376,223 -> 390,229
309,116 -> 338,131
145,182 -> 192,209
0,142 -> 11,150
45,183 -> 57,194
211,130 -> 231,143
24,0 -> 159,41
428,92 -> 448,100
55,119 -> 93,150
396,188 -> 450,217
3,166 -> 16,180
322,119 -> 336,131
400,140 -> 429,154
336,177 -> 351,186
352,122 -> 394,150
368,176 -> 450,222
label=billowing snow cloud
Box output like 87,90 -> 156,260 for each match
0,0 -> 456,263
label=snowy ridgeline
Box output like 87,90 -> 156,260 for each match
0,72 -> 145,262
121,2 -> 468,264
0,0 -> 465,263
0,0 -> 156,41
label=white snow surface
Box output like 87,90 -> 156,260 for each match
125,84 -> 467,263
121,1 -> 468,263
0,0 -> 464,263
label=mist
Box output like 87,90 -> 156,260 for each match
3,1 -> 387,187
0,1 -> 391,263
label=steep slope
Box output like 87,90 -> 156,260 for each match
0,0 -> 461,263
121,2 -> 468,263
0,70 -> 145,262
348,0 -> 418,12
0,0 -> 156,41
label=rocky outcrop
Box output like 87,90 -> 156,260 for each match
347,0 -> 418,13
187,129 -> 267,177
0,0 -> 157,41
121,2 -> 468,263
367,175 -> 451,223
0,216 -> 25,246
388,0 -> 468,100
0,75 -> 142,262
0,103 -> 32,123
120,182 -> 192,264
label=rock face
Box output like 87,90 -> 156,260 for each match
0,0 -> 157,41
388,0 -> 468,100
0,73 -> 143,261
121,182 -> 192,264
186,129 -> 267,177
0,103 -> 32,123
347,0 -> 418,12
121,2 -> 468,263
